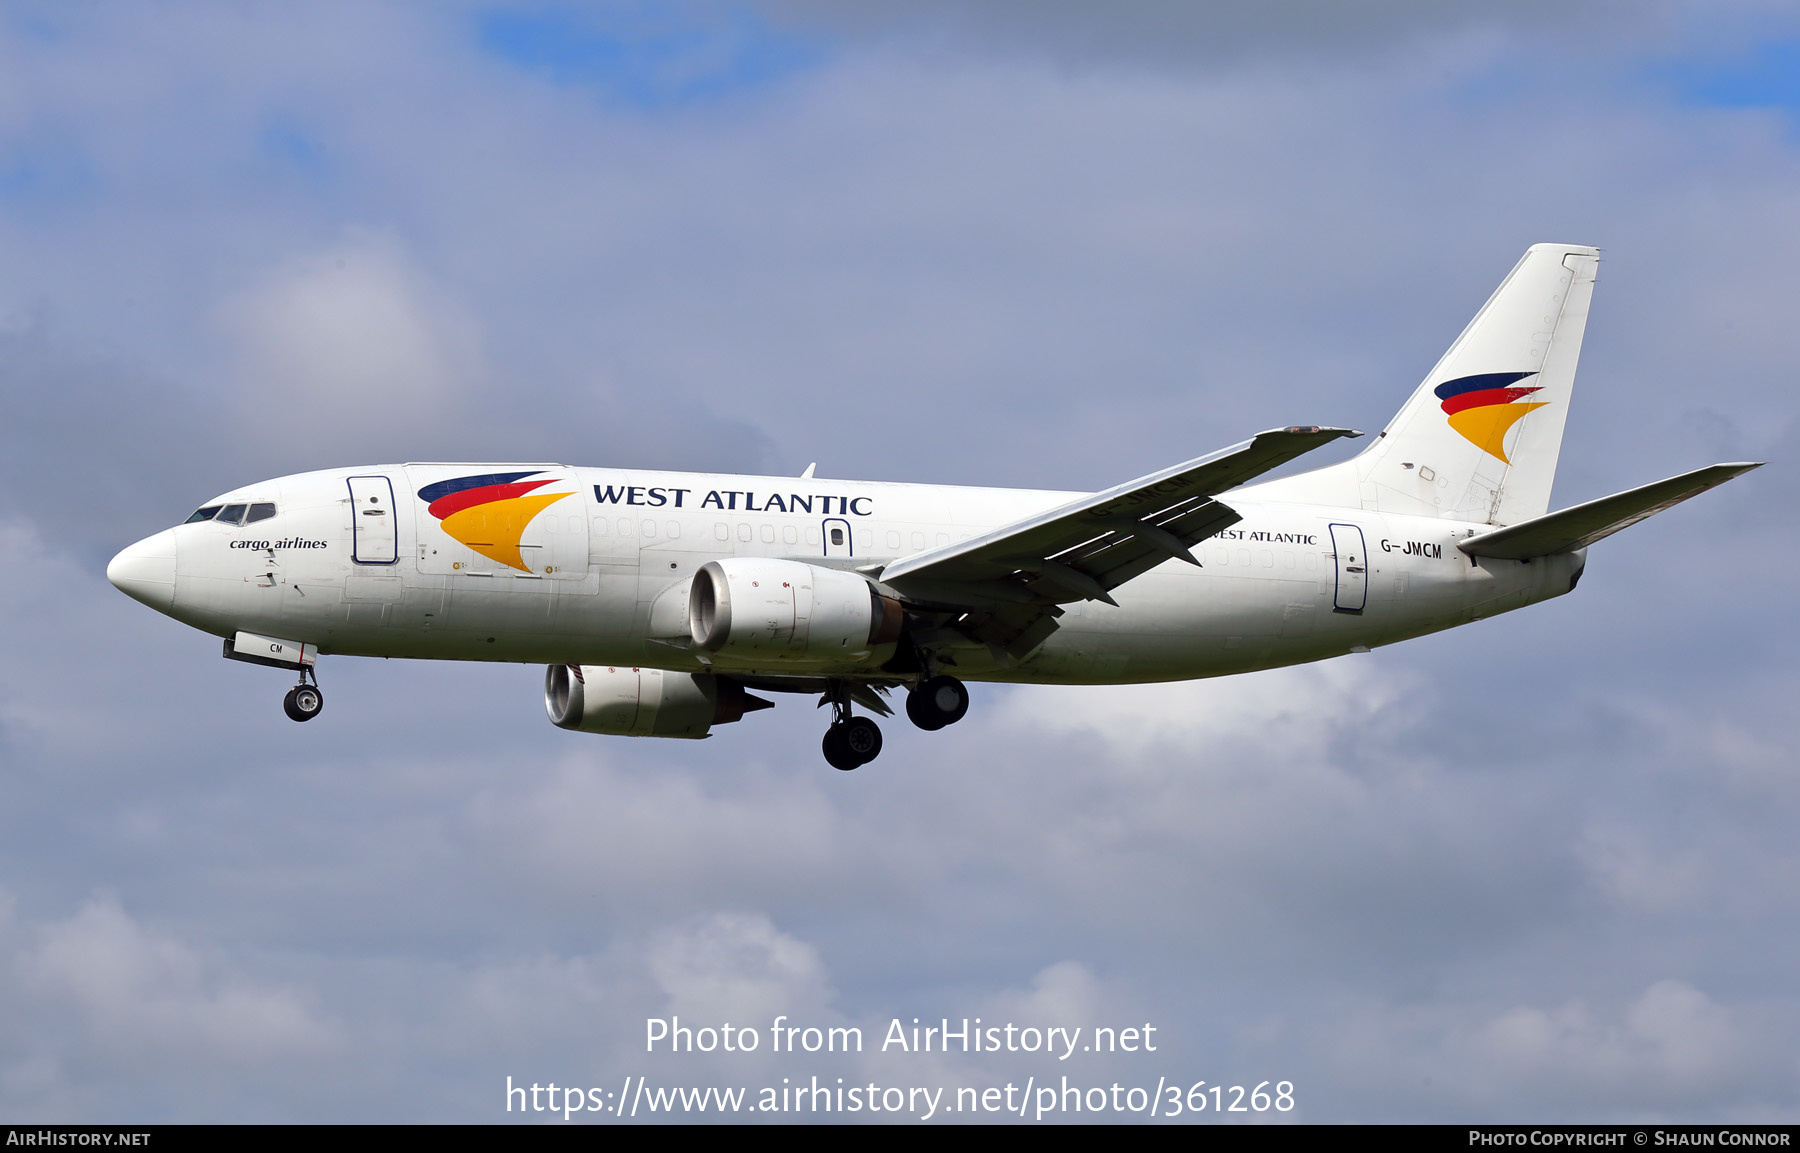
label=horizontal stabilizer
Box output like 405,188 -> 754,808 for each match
1458,463 -> 1761,561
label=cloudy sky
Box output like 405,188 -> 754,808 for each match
2,0 -> 1797,1124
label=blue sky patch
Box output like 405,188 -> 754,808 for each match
0,142 -> 97,211
259,119 -> 328,175
1662,39 -> 1800,110
476,3 -> 820,109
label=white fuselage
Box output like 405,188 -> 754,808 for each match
113,463 -> 1581,685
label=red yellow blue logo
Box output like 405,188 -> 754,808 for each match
417,472 -> 570,572
1434,372 -> 1545,463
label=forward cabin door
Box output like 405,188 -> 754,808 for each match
1329,522 -> 1367,613
348,475 -> 398,565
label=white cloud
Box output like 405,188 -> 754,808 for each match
1298,979 -> 1788,1120
649,912 -> 832,1025
14,896 -> 340,1063
1474,981 -> 1749,1096
464,751 -> 863,912
215,230 -> 481,432
993,659 -> 1405,760
978,961 -> 1110,1032
1579,826 -> 1711,914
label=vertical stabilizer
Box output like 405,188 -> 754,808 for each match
1246,243 -> 1599,524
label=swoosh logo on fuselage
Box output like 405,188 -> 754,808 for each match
417,471 -> 571,572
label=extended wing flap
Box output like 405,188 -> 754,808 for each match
881,426 -> 1359,596
1458,462 -> 1761,561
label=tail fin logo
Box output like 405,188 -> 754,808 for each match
1434,372 -> 1546,464
416,471 -> 571,573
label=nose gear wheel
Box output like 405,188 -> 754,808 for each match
283,684 -> 324,722
282,664 -> 324,722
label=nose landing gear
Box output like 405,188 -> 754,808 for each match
282,667 -> 324,722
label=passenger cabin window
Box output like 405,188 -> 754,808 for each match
216,504 -> 249,526
185,506 -> 222,524
246,503 -> 276,524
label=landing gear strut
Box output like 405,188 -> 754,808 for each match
906,675 -> 968,731
820,683 -> 882,771
282,665 -> 324,722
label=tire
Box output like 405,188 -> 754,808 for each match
907,675 -> 968,730
822,724 -> 860,771
283,685 -> 324,722
906,689 -> 946,731
841,716 -> 882,765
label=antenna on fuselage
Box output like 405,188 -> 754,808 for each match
800,462 -> 817,479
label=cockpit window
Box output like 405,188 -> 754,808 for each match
185,501 -> 275,526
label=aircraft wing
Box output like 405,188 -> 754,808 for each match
1458,462 -> 1761,561
878,427 -> 1358,657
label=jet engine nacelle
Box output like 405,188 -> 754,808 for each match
544,665 -> 767,738
688,558 -> 903,665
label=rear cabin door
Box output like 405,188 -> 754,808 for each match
348,476 -> 398,565
1329,522 -> 1367,613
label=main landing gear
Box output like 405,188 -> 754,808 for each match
906,674 -> 969,732
820,682 -> 882,771
823,716 -> 882,771
282,666 -> 324,722
819,674 -> 970,771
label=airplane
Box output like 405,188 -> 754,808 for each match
107,243 -> 1759,770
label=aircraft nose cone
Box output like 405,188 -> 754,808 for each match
107,529 -> 178,612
